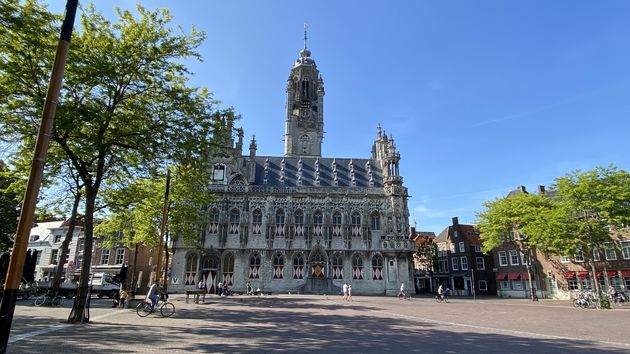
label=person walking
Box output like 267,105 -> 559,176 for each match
217,281 -> 223,296
348,284 -> 353,302
119,288 -> 129,309
342,283 -> 349,301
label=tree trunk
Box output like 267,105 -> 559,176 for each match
589,257 -> 601,308
525,248 -> 536,301
51,191 -> 81,294
67,189 -> 96,323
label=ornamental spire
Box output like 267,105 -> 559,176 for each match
304,23 -> 310,50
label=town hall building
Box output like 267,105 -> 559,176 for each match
170,33 -> 414,295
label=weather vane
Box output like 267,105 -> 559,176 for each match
304,23 -> 310,49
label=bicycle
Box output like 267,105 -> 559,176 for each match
398,291 -> 411,300
136,298 -> 176,318
33,292 -> 64,307
435,293 -> 449,303
573,291 -> 597,309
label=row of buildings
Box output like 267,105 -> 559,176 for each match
412,187 -> 630,300
24,219 -> 154,293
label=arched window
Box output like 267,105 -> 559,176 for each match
332,254 -> 343,279
273,254 -> 284,279
294,209 -> 304,236
185,254 -> 198,285
200,255 -> 218,269
252,209 -> 262,235
223,253 -> 235,285
249,253 -> 261,279
332,211 -> 342,237
229,209 -> 240,234
313,210 -> 323,236
351,212 -> 361,237
208,208 -> 219,234
293,254 -> 305,279
370,212 -> 380,231
275,209 -> 285,236
212,164 -> 225,181
372,255 -> 383,280
352,254 -> 364,280
301,78 -> 309,99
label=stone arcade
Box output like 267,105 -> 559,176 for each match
170,33 -> 414,296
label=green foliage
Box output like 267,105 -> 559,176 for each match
476,166 -> 630,257
551,165 -> 630,256
476,192 -> 555,253
0,1 -> 229,320
96,162 -> 216,248
0,162 -> 20,251
415,238 -> 438,272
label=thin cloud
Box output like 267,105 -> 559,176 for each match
471,83 -> 624,128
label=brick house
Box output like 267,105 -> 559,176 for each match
434,217 -> 496,296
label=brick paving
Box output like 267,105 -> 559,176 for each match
6,294 -> 630,353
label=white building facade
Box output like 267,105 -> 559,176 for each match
170,37 -> 414,295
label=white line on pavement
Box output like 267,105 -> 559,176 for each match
8,310 -> 121,344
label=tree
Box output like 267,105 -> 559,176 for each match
544,166 -> 630,304
476,191 -> 555,300
414,237 -> 438,273
476,166 -> 630,305
1,2 -> 221,322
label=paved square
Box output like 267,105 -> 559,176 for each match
7,295 -> 630,353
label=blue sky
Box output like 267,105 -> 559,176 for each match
44,1 -> 630,234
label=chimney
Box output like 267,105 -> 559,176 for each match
452,217 -> 459,226
537,185 -> 545,194
518,185 -> 527,193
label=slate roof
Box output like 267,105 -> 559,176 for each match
249,156 -> 383,188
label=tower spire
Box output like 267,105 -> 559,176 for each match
303,23 -> 310,50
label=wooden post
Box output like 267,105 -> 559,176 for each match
0,1 -> 78,352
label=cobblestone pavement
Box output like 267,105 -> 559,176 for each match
6,294 -> 630,353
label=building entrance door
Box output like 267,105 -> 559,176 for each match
200,254 -> 220,294
310,250 -> 326,278
202,270 -> 217,294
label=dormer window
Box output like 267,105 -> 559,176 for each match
213,164 -> 225,181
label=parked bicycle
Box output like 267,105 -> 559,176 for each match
136,298 -> 175,317
573,291 -> 596,309
33,292 -> 64,307
609,291 -> 627,307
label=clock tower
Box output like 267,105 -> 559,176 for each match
284,25 -> 324,157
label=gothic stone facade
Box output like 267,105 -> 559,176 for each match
170,39 -> 414,296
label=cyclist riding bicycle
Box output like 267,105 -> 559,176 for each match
146,281 -> 161,310
398,283 -> 405,299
